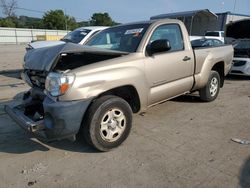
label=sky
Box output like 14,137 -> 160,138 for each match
1,0 -> 250,23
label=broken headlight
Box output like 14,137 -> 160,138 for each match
45,72 -> 75,97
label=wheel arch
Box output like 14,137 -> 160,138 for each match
211,61 -> 225,87
97,85 -> 141,113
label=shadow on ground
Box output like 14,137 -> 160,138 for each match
0,71 -> 22,80
0,118 -> 97,154
226,75 -> 250,81
171,94 -> 203,103
240,156 -> 250,188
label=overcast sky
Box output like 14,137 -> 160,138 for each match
2,0 -> 250,23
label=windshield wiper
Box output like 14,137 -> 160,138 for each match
60,38 -> 72,43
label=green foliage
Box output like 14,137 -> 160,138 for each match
0,16 -> 44,29
90,13 -> 115,26
0,18 -> 15,27
0,10 -> 119,29
17,16 -> 44,29
65,15 -> 78,30
77,21 -> 90,27
42,9 -> 78,30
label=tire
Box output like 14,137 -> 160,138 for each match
82,95 -> 133,152
199,71 -> 220,102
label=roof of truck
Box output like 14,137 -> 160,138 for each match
105,19 -> 180,29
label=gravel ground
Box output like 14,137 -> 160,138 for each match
0,44 -> 26,72
0,45 -> 250,188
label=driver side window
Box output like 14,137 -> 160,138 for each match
150,24 -> 184,52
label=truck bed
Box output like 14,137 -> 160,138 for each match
192,45 -> 234,90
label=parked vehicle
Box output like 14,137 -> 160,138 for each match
189,36 -> 203,41
5,19 -> 233,151
191,38 -> 224,48
205,31 -> 224,43
27,26 -> 108,50
226,19 -> 250,76
229,40 -> 250,76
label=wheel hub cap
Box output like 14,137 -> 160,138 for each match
108,120 -> 117,129
100,108 -> 126,142
210,77 -> 218,97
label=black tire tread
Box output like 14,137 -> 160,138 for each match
199,71 -> 220,102
82,95 -> 132,152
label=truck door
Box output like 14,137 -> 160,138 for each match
144,24 -> 194,105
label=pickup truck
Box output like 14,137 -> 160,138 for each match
5,19 -> 233,151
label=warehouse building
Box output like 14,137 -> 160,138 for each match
151,9 -> 250,36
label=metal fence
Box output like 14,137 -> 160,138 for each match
0,27 -> 69,44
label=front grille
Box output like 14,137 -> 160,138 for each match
233,60 -> 247,67
231,70 -> 244,74
26,70 -> 47,89
234,50 -> 250,58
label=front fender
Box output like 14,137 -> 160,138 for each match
59,67 -> 149,111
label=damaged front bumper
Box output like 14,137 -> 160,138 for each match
5,94 -> 92,142
5,104 -> 47,140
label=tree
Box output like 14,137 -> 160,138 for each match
0,18 -> 15,27
0,0 -> 17,17
17,16 -> 44,29
42,9 -> 78,30
90,13 -> 115,26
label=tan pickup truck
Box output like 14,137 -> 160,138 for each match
5,19 -> 233,151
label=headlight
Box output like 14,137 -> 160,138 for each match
45,72 -> 75,97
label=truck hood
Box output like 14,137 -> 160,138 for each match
29,40 -> 66,49
24,43 -> 129,71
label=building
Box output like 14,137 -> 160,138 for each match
151,9 -> 250,36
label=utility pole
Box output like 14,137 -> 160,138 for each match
64,9 -> 68,31
233,0 -> 237,13
232,0 -> 237,21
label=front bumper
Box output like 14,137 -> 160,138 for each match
5,104 -> 47,140
229,58 -> 250,76
5,96 -> 92,141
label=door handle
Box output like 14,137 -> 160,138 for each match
183,56 -> 191,61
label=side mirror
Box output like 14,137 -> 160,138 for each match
147,39 -> 171,56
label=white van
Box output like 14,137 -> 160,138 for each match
205,31 -> 224,43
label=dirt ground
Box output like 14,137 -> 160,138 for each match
0,45 -> 250,188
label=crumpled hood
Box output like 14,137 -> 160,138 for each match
24,43 -> 129,71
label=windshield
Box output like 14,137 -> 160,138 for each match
205,32 -> 220,37
86,24 -> 150,53
235,40 -> 250,49
62,29 -> 91,43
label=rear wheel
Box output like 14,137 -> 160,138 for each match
199,71 -> 220,102
83,95 -> 132,152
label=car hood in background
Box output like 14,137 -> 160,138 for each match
24,43 -> 129,71
29,40 -> 66,49
226,19 -> 250,39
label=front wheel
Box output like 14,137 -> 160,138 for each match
199,71 -> 220,102
83,95 -> 133,152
